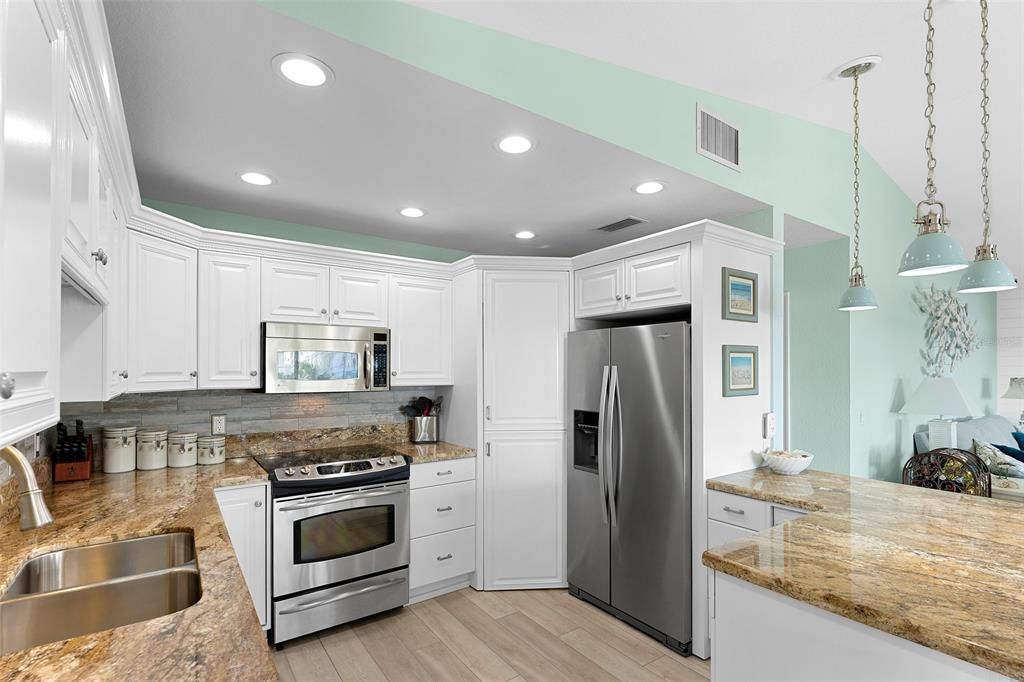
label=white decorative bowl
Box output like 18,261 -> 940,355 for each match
761,449 -> 814,476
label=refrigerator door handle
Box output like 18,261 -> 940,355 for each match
597,365 -> 611,524
608,365 -> 621,527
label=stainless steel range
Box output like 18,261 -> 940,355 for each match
255,445 -> 411,644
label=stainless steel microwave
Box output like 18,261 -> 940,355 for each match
262,323 -> 389,394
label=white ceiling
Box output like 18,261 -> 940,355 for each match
104,0 -> 765,258
410,0 -> 1024,274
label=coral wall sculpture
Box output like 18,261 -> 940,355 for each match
912,285 -> 981,378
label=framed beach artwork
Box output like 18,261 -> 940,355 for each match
722,345 -> 758,397
721,267 -> 758,322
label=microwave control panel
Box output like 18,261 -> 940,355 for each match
372,342 -> 389,388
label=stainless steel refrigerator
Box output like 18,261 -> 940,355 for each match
567,321 -> 691,654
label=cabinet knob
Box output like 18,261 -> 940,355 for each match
615,294 -> 622,301
254,500 -> 263,508
91,248 -> 108,265
391,370 -> 397,376
119,370 -> 129,379
333,309 -> 340,316
0,372 -> 14,400
624,293 -> 632,300
189,370 -> 198,378
250,370 -> 258,377
320,308 -> 328,315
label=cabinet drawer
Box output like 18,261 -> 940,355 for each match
410,458 -> 475,489
707,518 -> 757,550
410,526 -> 475,589
411,480 -> 475,538
771,505 -> 808,526
707,490 -> 768,531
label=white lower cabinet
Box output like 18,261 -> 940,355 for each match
408,458 -> 476,602
215,483 -> 270,628
482,431 -> 565,589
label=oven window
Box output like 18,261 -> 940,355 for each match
276,350 -> 359,381
294,505 -> 395,563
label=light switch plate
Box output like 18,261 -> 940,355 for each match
211,414 -> 227,435
762,412 -> 776,440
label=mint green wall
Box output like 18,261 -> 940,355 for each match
728,208 -> 775,239
785,239 -> 851,474
144,199 -> 469,263
258,0 -> 998,481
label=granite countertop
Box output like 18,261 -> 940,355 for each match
389,441 -> 475,464
0,459 -> 277,681
703,467 -> 1024,679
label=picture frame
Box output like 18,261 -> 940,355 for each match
722,267 -> 758,322
722,345 -> 758,397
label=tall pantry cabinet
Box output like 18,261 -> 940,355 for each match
451,264 -> 570,590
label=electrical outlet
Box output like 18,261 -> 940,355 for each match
211,414 -> 227,435
762,412 -> 776,440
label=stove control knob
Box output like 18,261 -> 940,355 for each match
283,467 -> 295,477
377,458 -> 386,465
389,456 -> 399,464
300,466 -> 310,475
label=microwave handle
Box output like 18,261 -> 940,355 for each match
277,489 -> 398,512
278,576 -> 407,615
364,343 -> 371,389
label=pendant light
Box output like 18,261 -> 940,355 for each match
898,0 -> 968,277
837,60 -> 878,311
957,0 -> 1018,293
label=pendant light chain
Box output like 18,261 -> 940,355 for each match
851,71 -> 863,275
979,0 -> 991,247
923,0 -> 938,201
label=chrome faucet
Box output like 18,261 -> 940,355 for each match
1,446 -> 53,530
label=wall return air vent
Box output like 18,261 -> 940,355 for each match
696,105 -> 741,171
597,216 -> 648,233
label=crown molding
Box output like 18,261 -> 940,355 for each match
450,254 -> 571,277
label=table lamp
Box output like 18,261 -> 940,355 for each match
1003,377 -> 1024,430
900,376 -> 978,449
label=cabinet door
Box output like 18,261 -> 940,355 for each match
104,200 -> 128,398
574,261 -> 623,318
127,232 -> 198,392
389,275 -> 452,386
260,258 -> 330,324
0,1 -> 61,445
61,63 -> 97,286
483,271 -> 568,430
483,432 -> 565,589
215,484 -> 269,627
623,244 -> 691,311
330,268 -> 388,327
90,162 -> 115,298
199,252 -> 261,389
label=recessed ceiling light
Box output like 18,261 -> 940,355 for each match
400,207 -> 425,218
515,231 -> 535,240
498,135 -> 533,154
240,171 -> 273,186
633,180 -> 664,195
272,53 -> 334,87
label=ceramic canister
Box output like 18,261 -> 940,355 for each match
136,428 -> 168,470
167,432 -> 198,468
101,426 -> 136,473
197,435 -> 226,465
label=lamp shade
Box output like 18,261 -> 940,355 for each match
897,232 -> 968,277
838,284 -> 878,311
900,377 -> 978,417
957,257 -> 1018,294
1003,377 -> 1024,400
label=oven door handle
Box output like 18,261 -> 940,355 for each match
276,489 -> 400,511
278,576 -> 408,615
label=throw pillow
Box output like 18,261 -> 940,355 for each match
1013,431 -> 1024,451
994,444 -> 1024,465
973,439 -> 1024,479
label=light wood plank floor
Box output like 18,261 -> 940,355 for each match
272,588 -> 710,682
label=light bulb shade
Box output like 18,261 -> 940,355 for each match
897,231 -> 968,276
957,254 -> 1018,293
838,283 -> 878,311
1003,377 -> 1024,400
900,377 -> 978,417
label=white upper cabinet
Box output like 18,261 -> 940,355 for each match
199,252 -> 261,389
623,244 -> 691,311
483,271 -> 569,430
330,268 -> 388,327
62,66 -> 97,288
127,232 -> 198,392
0,0 -> 62,446
104,201 -> 129,397
260,259 -> 330,324
574,261 -> 623,318
574,244 -> 691,318
483,431 -> 566,589
389,275 -> 452,386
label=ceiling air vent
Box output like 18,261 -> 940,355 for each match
597,216 -> 647,233
696,105 -> 741,171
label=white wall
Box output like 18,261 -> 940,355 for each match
997,287 -> 1024,424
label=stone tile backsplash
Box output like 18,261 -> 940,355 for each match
61,387 -> 441,439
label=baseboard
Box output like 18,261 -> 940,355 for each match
409,573 -> 472,604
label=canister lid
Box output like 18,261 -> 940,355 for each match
102,426 -> 137,436
197,435 -> 225,446
137,428 -> 168,441
167,432 -> 198,443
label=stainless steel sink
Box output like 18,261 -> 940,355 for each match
0,533 -> 202,654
